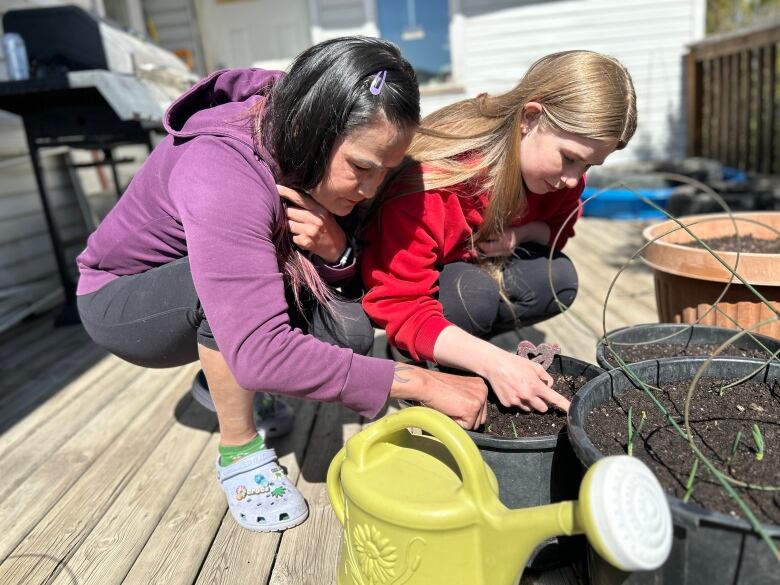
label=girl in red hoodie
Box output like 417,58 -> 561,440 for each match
362,50 -> 637,413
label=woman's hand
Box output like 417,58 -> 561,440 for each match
477,222 -> 551,257
388,363 -> 488,430
277,185 -> 347,263
433,326 -> 570,413
482,351 -> 569,413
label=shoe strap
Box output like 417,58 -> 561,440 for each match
216,448 -> 278,482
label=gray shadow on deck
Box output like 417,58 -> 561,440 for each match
3,554 -> 79,585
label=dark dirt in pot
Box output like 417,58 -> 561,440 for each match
604,342 -> 772,367
680,234 -> 780,254
483,371 -> 588,438
587,376 -> 780,525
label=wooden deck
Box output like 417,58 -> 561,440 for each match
0,218 -> 658,585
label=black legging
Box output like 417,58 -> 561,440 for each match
437,243 -> 578,337
77,256 -> 375,369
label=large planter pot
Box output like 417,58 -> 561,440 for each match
642,212 -> 780,339
402,354 -> 604,568
568,357 -> 780,585
596,323 -> 780,371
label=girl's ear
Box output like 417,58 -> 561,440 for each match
521,101 -> 543,130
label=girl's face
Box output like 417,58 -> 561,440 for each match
518,102 -> 618,194
310,115 -> 413,216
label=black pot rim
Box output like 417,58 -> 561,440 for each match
596,322 -> 780,371
401,354 -> 603,449
568,355 -> 780,536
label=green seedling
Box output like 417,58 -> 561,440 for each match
510,419 -> 518,439
627,407 -> 647,457
729,431 -> 742,464
683,458 -> 699,503
752,424 -> 765,461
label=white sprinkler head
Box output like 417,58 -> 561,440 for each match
583,455 -> 673,572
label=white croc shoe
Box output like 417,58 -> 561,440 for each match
191,370 -> 295,439
216,448 -> 308,532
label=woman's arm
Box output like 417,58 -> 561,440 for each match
388,362 -> 488,429
433,325 -> 570,412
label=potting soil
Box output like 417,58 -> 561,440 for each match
605,342 -> 772,368
587,376 -> 780,525
482,371 -> 587,438
680,234 -> 780,254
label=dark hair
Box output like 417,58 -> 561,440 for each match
261,36 -> 420,191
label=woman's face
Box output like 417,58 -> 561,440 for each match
310,114 -> 413,216
519,102 -> 618,194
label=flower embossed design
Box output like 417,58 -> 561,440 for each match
352,524 -> 398,584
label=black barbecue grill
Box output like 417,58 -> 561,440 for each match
0,5 -> 196,325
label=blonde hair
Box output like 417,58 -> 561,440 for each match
390,50 -> 637,243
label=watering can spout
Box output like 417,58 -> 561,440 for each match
485,499 -> 581,584
491,454 -> 674,579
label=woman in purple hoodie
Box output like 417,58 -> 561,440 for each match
75,37 -> 487,533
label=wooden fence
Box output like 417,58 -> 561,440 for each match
687,22 -> 779,175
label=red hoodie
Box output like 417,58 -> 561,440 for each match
361,170 -> 584,362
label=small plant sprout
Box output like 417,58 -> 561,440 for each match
510,419 -> 518,438
752,424 -> 765,461
729,431 -> 742,464
683,458 -> 699,503
626,407 -> 647,457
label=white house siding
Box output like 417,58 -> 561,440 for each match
0,152 -> 89,325
142,0 -> 206,75
419,0 -> 706,163
309,0 -> 377,44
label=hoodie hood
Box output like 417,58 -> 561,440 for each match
164,68 -> 284,171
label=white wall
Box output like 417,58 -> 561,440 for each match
309,0 -> 377,44
419,0 -> 706,162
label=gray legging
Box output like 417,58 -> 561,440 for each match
437,243 -> 578,337
77,256 -> 375,369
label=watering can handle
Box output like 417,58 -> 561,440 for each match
327,448 -> 347,525
353,406 -> 494,501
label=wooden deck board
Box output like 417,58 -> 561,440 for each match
270,403 -> 363,585
0,218 -> 657,585
0,366 -> 196,583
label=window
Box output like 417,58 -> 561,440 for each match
376,0 -> 452,86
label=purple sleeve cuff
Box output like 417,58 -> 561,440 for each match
311,254 -> 357,283
339,353 -> 395,419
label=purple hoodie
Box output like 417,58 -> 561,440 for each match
76,69 -> 394,418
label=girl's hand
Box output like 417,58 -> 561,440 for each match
483,351 -> 569,412
389,363 -> 488,430
277,185 -> 348,264
477,222 -> 551,257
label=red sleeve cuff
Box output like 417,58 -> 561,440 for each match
412,315 -> 453,362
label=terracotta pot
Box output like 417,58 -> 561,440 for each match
642,212 -> 780,339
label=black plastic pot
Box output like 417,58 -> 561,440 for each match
596,323 -> 780,371
402,354 -> 603,568
568,357 -> 780,585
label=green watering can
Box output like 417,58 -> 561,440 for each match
327,406 -> 672,585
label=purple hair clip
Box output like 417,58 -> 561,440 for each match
370,70 -> 387,95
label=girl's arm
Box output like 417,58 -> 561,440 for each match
477,221 -> 551,257
433,325 -> 571,412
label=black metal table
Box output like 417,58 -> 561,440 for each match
0,74 -> 159,325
